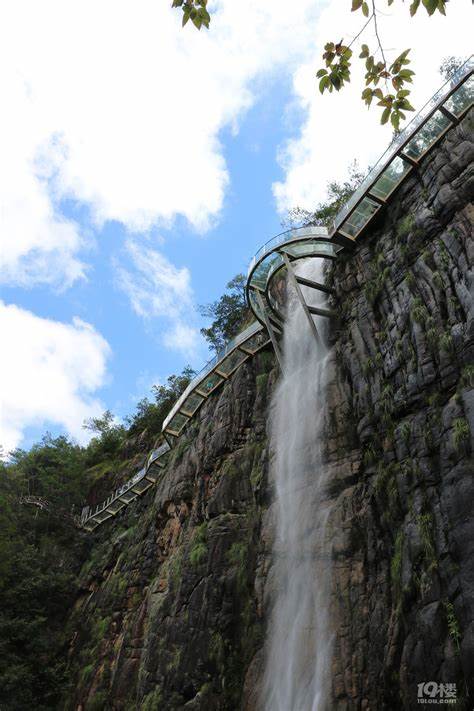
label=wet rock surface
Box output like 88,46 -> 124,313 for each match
64,111 -> 473,710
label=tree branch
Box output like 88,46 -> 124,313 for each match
371,0 -> 387,67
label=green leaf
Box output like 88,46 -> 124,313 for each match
319,76 -> 330,94
330,73 -> 342,90
200,7 -> 210,25
359,43 -> 369,58
381,107 -> 391,125
390,49 -> 411,72
422,0 -> 438,16
351,0 -> 363,10
391,112 -> 400,131
182,9 -> 190,26
316,68 -> 328,78
362,1 -> 369,17
410,0 -> 420,15
399,69 -> 415,81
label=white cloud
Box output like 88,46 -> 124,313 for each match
116,240 -> 200,357
273,3 -> 473,212
1,0 -> 323,288
164,322 -> 200,354
0,73 -> 87,288
0,302 -> 110,453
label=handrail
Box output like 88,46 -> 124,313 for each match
330,58 -> 473,235
162,321 -> 263,431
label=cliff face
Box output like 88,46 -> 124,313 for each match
65,112 -> 473,710
65,349 -> 276,711
325,112 -> 474,709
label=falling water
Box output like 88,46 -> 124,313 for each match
262,258 -> 333,711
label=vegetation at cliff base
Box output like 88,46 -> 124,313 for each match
0,361 -> 198,709
0,437 -> 88,710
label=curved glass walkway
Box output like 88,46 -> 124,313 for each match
80,59 -> 472,531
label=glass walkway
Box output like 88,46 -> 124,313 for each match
80,59 -> 473,531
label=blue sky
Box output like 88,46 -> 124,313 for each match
1,0 -> 471,454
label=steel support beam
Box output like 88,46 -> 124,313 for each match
307,304 -> 336,318
399,151 -> 418,168
255,290 -> 284,372
367,191 -> 386,206
283,253 -> 322,348
295,275 -> 335,295
438,104 -> 458,125
331,231 -> 356,250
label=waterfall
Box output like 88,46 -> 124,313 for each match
262,258 -> 333,711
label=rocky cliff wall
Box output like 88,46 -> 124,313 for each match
64,110 -> 473,711
64,348 -> 277,711
325,111 -> 473,710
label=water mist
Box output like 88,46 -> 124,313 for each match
262,259 -> 333,711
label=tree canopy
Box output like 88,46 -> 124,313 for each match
199,274 -> 251,353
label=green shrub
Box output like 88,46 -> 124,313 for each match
405,271 -> 416,289
362,358 -> 374,377
432,271 -> 444,289
443,599 -> 461,651
190,542 -> 207,567
80,663 -> 95,684
363,443 -> 377,467
396,215 -> 415,240
439,332 -> 454,354
411,297 -> 428,326
227,542 -> 248,589
460,365 -> 474,388
168,550 -> 183,588
142,686 -> 163,711
400,422 -> 411,444
95,616 -> 111,640
258,350 -> 275,373
189,523 -> 208,568
426,327 -> 439,349
453,418 -> 469,451
437,240 -> 451,268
